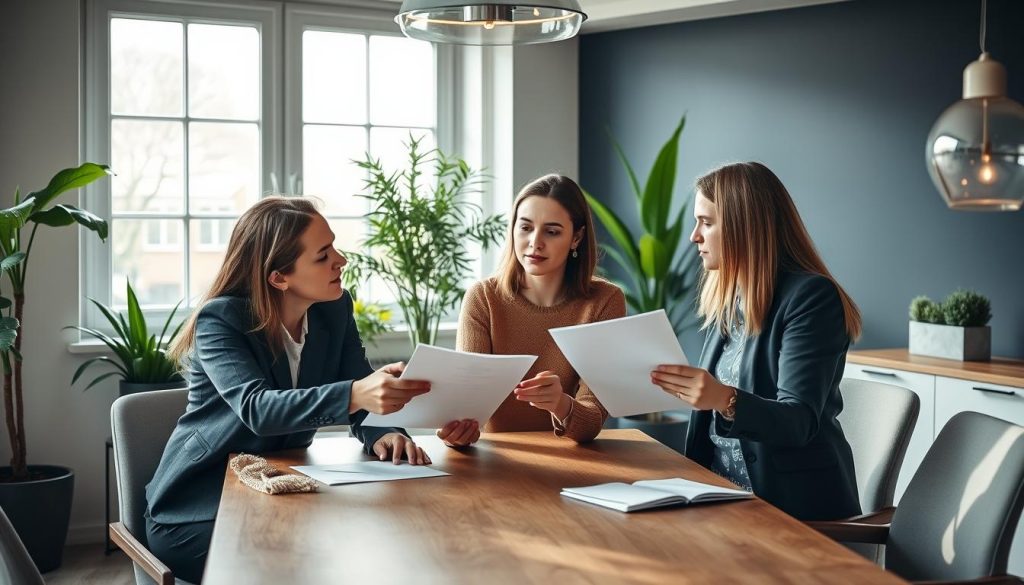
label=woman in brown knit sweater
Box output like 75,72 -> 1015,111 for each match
437,174 -> 626,447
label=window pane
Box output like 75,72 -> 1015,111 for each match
188,122 -> 260,213
303,31 -> 366,125
369,36 -> 433,127
111,119 -> 185,213
370,127 -> 436,195
111,19 -> 183,117
188,24 -> 259,120
304,125 -> 367,216
112,219 -> 184,306
189,218 -> 237,302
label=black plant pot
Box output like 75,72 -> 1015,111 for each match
0,465 -> 74,573
611,411 -> 690,455
119,379 -> 186,397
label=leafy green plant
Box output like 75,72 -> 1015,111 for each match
348,287 -> 393,346
942,289 -> 991,327
66,281 -> 185,390
0,162 -> 111,479
342,135 -> 506,347
583,115 -> 700,334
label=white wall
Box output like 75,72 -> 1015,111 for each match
0,2 -> 580,545
1,0 -> 119,545
512,39 -> 580,191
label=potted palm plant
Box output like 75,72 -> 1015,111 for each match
67,280 -> 185,395
0,162 -> 111,572
584,116 -> 700,454
341,135 -> 506,349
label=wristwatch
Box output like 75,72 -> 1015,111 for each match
720,388 -> 738,421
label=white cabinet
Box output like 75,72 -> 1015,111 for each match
843,363 -> 935,503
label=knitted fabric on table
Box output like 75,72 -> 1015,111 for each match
229,453 -> 319,494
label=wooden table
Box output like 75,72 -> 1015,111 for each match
205,429 -> 905,584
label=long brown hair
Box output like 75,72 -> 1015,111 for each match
495,174 -> 597,300
695,162 -> 861,340
169,197 -> 321,363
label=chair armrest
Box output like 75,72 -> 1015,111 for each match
914,576 -> 1024,585
109,522 -> 174,585
805,507 -> 895,545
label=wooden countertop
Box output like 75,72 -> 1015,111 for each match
848,349 -> 1024,389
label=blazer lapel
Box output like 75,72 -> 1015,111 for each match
698,326 -> 725,371
297,317 -> 327,388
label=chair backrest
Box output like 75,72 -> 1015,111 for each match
0,506 -> 43,585
838,378 -> 920,512
887,411 -> 1024,581
110,388 -> 188,546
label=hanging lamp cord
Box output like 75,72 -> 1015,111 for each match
979,0 -> 987,53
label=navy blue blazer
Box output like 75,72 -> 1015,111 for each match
146,293 -> 398,524
684,270 -> 861,521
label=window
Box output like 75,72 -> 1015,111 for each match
84,0 -> 450,327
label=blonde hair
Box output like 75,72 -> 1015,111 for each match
169,197 -> 321,363
495,174 -> 598,300
695,162 -> 861,340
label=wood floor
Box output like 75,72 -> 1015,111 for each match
42,544 -> 134,585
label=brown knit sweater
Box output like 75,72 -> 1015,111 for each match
456,277 -> 626,442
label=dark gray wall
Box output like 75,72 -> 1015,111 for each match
580,0 -> 1024,359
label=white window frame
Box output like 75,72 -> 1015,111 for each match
81,0 -> 460,333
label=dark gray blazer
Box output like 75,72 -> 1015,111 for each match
684,270 -> 861,521
145,293 -> 398,524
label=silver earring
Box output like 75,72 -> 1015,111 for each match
572,248 -> 578,259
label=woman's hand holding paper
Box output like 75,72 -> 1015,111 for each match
513,371 -> 572,420
437,419 -> 481,447
650,365 -> 734,412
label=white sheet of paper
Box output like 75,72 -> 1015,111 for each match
362,344 -> 537,428
549,309 -> 690,417
291,461 -> 450,486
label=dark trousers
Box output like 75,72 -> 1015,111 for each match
145,514 -> 215,584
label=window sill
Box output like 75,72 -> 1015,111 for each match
67,322 -> 459,355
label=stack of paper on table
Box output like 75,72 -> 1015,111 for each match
561,478 -> 752,512
362,344 -> 537,428
292,461 -> 450,486
549,309 -> 692,416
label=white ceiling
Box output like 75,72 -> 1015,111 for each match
578,0 -> 851,34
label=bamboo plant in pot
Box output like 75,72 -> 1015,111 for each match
341,134 -> 506,350
0,163 -> 111,572
584,116 -> 701,454
67,280 -> 186,395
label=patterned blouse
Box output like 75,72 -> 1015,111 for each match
709,309 -> 754,492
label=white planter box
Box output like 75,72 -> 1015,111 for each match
908,321 -> 991,361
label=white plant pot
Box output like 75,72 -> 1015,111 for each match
908,321 -> 991,361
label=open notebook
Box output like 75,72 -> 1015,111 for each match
561,478 -> 753,512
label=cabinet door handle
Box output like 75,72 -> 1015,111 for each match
862,369 -> 897,377
972,386 -> 1017,396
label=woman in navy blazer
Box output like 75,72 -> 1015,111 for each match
145,197 -> 432,582
651,162 -> 862,521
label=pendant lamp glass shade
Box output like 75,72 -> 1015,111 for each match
395,0 -> 587,46
926,1 -> 1024,212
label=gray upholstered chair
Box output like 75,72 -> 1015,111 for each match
0,505 -> 44,585
810,411 -> 1024,584
838,378 -> 920,513
110,388 -> 192,585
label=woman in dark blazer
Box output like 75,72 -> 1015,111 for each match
651,162 -> 862,521
145,197 -> 432,583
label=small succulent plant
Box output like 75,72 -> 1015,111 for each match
909,290 -> 991,327
941,289 -> 991,327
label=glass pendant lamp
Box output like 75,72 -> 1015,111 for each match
926,0 -> 1024,211
395,0 -> 587,46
